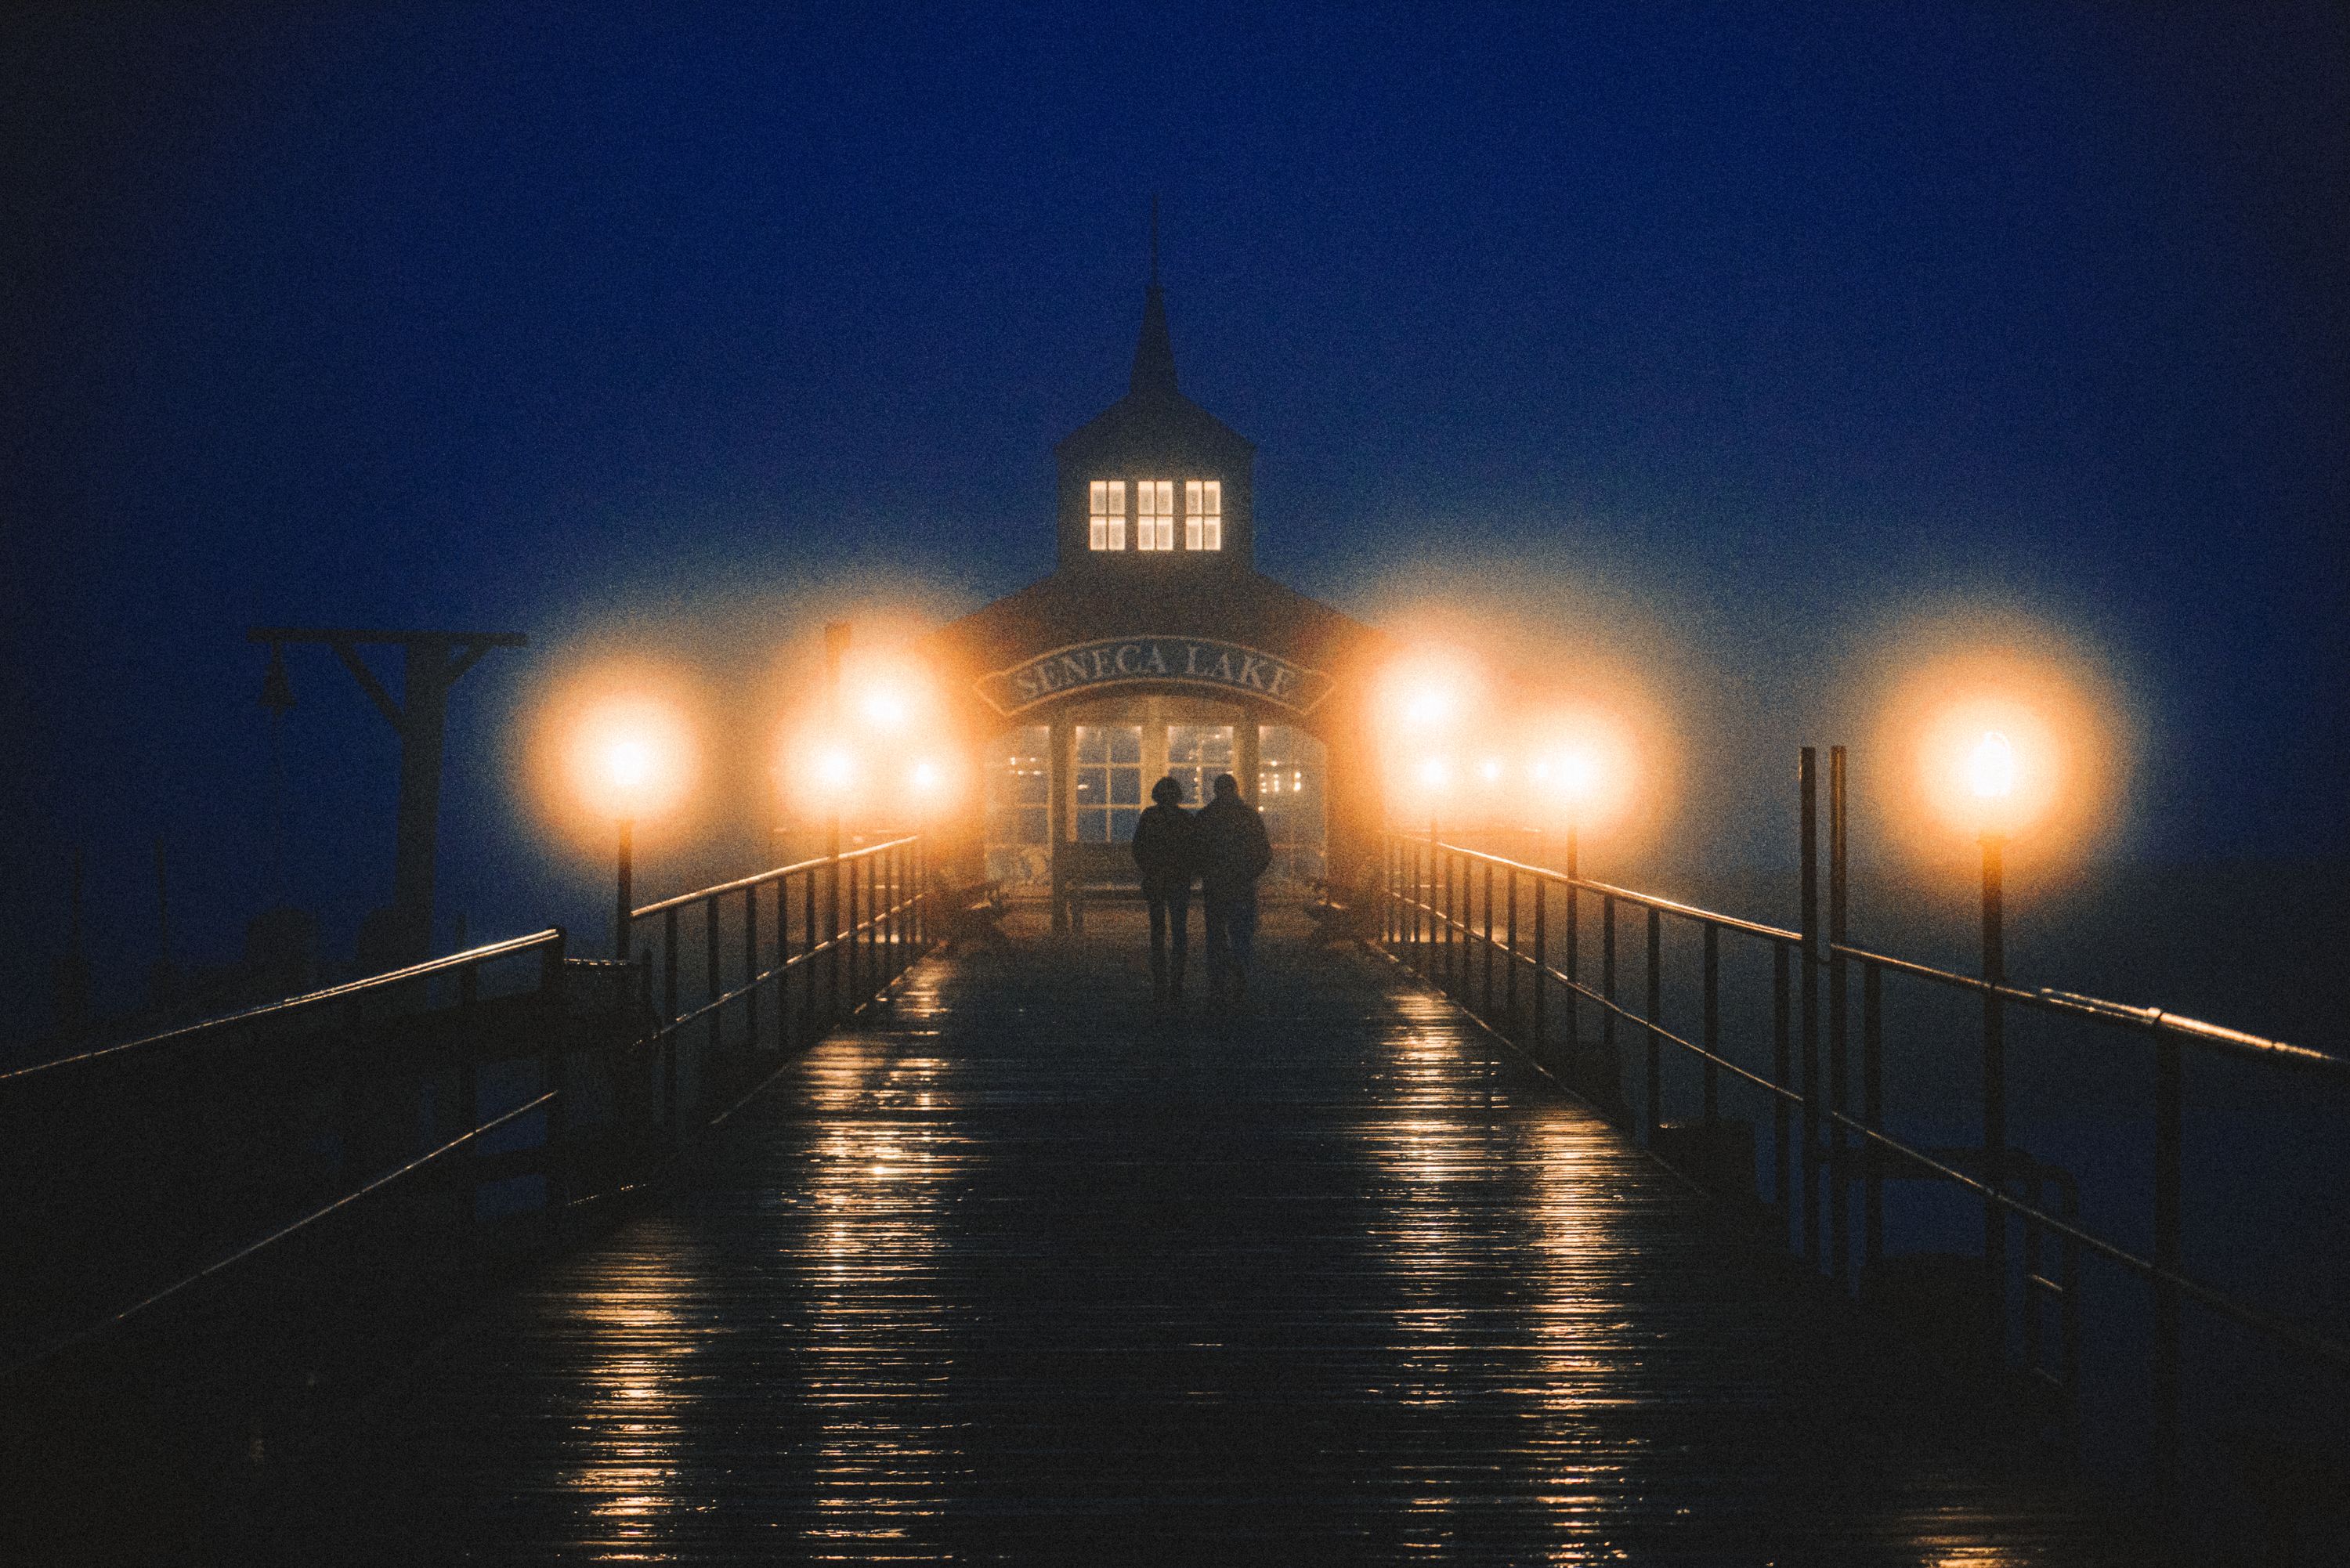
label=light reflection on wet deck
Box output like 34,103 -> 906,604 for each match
301,909 -> 2138,1563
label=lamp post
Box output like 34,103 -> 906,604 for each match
603,737 -> 657,959
1968,728 -> 2016,1349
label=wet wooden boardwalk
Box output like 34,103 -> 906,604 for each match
289,908 -> 2142,1564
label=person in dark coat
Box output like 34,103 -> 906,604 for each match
1130,775 -> 1196,1004
1194,772 -> 1273,1006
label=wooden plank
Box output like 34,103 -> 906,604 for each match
284,909 -> 2146,1563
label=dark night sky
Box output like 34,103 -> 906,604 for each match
4,4 -> 2344,1017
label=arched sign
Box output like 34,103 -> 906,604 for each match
978,637 -> 1334,717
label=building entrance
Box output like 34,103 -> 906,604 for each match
981,701 -> 1327,894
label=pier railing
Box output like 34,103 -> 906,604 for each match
1378,822 -> 2350,1505
0,836 -> 935,1393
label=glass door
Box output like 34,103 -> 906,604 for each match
1166,724 -> 1234,809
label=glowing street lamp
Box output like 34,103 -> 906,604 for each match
1550,742 -> 1603,882
570,700 -> 692,959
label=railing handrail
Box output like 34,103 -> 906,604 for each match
1397,831 -> 2341,1080
0,928 -> 567,1088
627,835 -> 921,922
1419,836 -> 1806,945
1830,940 -> 2350,1079
0,1087 -> 560,1385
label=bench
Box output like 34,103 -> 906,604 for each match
1057,842 -> 1142,933
1306,882 -> 1377,944
934,873 -> 1009,952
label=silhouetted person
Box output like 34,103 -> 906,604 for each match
1195,772 -> 1273,1006
1131,775 -> 1196,1005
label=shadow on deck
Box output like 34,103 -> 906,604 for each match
279,906 -> 2149,1563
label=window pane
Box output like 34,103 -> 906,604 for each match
1076,726 -> 1106,762
1076,764 -> 1105,801
1108,728 -> 1141,764
1109,769 -> 1140,806
1109,807 -> 1140,843
1077,810 -> 1108,844
1017,807 -> 1046,843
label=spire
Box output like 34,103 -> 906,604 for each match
1130,194 -> 1178,397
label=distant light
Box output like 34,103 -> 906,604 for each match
816,746 -> 855,791
909,759 -> 941,791
860,686 -> 909,730
1405,688 -> 1454,727
1416,755 -> 1450,793
1969,730 -> 2016,800
1555,746 -> 1600,803
1479,757 -> 1503,784
1531,760 -> 1551,782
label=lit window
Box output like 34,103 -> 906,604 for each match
1166,724 -> 1233,809
1089,480 -> 1126,551
1136,479 -> 1173,551
1074,724 -> 1142,842
1184,479 -> 1222,551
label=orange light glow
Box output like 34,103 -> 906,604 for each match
1381,647 -> 1484,735
1416,755 -> 1452,794
564,692 -> 696,822
1968,730 -> 2016,800
814,745 -> 856,792
1872,621 -> 2131,859
910,759 -> 941,792
1527,703 -> 1639,832
1479,757 -> 1503,785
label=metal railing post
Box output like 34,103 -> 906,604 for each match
705,894 -> 722,1075
785,876 -> 801,1043
1565,829 -> 1581,1056
2154,1032 -> 2183,1485
1863,960 -> 1883,1269
1505,865 -> 1519,1028
1645,905 -> 1662,1146
1701,924 -> 1719,1126
540,932 -> 568,1245
803,869 -> 819,1042
663,905 -> 680,1144
1531,878 -> 1547,1059
1829,744 -> 1849,1287
1800,745 -> 1820,1269
744,881 -> 760,1054
1773,941 -> 1791,1225
1983,831 -> 2008,1355
1481,861 -> 1495,1017
1601,895 -> 1617,1117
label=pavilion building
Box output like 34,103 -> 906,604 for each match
923,277 -> 1394,925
